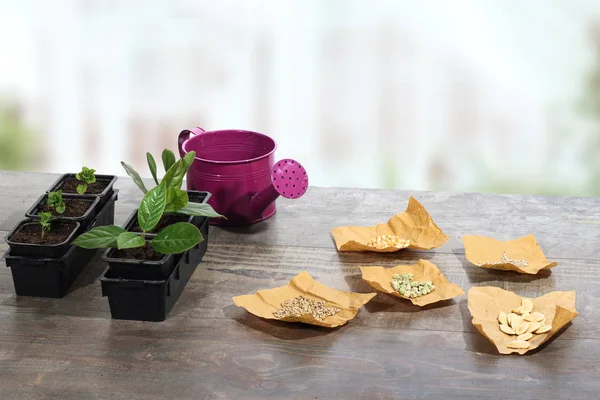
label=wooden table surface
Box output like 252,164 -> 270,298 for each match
0,170 -> 597,400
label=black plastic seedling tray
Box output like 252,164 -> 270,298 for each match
25,193 -> 100,234
100,243 -> 202,322
5,220 -> 81,259
3,191 -> 118,298
103,214 -> 209,281
47,173 -> 118,213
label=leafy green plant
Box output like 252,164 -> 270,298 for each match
76,166 -> 96,194
47,190 -> 66,214
73,183 -> 204,255
37,212 -> 52,239
121,149 -> 223,219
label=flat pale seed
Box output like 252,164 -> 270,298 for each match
521,298 -> 534,314
535,324 -> 551,334
507,313 -> 519,327
517,332 -> 533,341
524,312 -> 545,322
509,314 -> 523,331
526,321 -> 541,333
515,322 -> 529,335
507,340 -> 530,349
498,311 -> 508,326
499,324 -> 516,335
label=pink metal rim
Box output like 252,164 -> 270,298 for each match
182,129 -> 278,165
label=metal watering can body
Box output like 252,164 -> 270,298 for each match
178,127 -> 308,226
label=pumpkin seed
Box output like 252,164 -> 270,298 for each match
499,324 -> 516,335
517,332 -> 533,341
535,324 -> 551,334
498,311 -> 508,326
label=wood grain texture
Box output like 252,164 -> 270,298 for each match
0,170 -> 598,399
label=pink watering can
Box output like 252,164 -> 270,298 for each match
178,127 -> 309,226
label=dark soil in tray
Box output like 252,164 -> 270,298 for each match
129,213 -> 190,233
10,221 -> 77,245
112,244 -> 165,261
59,178 -> 109,195
36,198 -> 93,217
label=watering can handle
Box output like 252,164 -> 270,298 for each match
178,127 -> 206,158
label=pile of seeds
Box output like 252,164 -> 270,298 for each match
366,234 -> 410,249
391,273 -> 435,298
498,298 -> 552,349
273,295 -> 341,322
486,252 -> 529,268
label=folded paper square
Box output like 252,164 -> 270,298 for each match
331,196 -> 449,252
462,234 -> 557,274
468,286 -> 578,355
360,260 -> 465,306
232,271 -> 376,328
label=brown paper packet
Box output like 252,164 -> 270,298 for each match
462,234 -> 557,274
331,196 -> 449,252
232,271 -> 376,328
360,260 -> 465,306
468,286 -> 578,355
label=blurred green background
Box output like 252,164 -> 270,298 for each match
2,0 -> 600,197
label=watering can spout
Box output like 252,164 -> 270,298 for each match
250,158 -> 309,216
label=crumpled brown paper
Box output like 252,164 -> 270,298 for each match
331,196 -> 449,252
462,234 -> 557,274
468,286 -> 578,355
360,260 -> 465,306
232,271 -> 376,328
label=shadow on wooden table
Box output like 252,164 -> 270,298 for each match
452,249 -> 553,284
223,304 -> 341,340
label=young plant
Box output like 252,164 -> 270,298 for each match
121,149 -> 224,219
37,212 -> 52,239
76,166 -> 96,194
47,190 -> 66,214
73,183 -> 204,255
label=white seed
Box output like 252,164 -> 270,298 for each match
498,311 -> 508,326
526,321 -> 541,333
509,314 -> 523,330
515,322 -> 529,335
499,324 -> 516,335
524,312 -> 545,322
517,332 -> 533,341
521,298 -> 534,314
507,340 -> 530,349
535,324 -> 551,334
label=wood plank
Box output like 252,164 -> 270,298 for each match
2,171 -> 600,259
0,315 -> 596,400
0,241 -> 592,338
1,171 -> 598,399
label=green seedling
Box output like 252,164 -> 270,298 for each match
74,183 -> 206,255
47,190 -> 66,214
38,212 -> 52,239
76,166 -> 96,194
120,149 -> 224,219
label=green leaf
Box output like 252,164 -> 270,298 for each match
76,183 -> 87,194
121,161 -> 148,194
164,188 -> 189,213
175,202 -> 225,218
55,202 -> 66,214
76,166 -> 96,184
138,183 -> 167,232
151,222 -> 203,254
147,152 -> 159,185
162,149 -> 176,172
116,232 -> 145,249
162,151 -> 195,189
73,226 -> 126,249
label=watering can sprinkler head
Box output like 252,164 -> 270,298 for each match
250,158 -> 309,216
